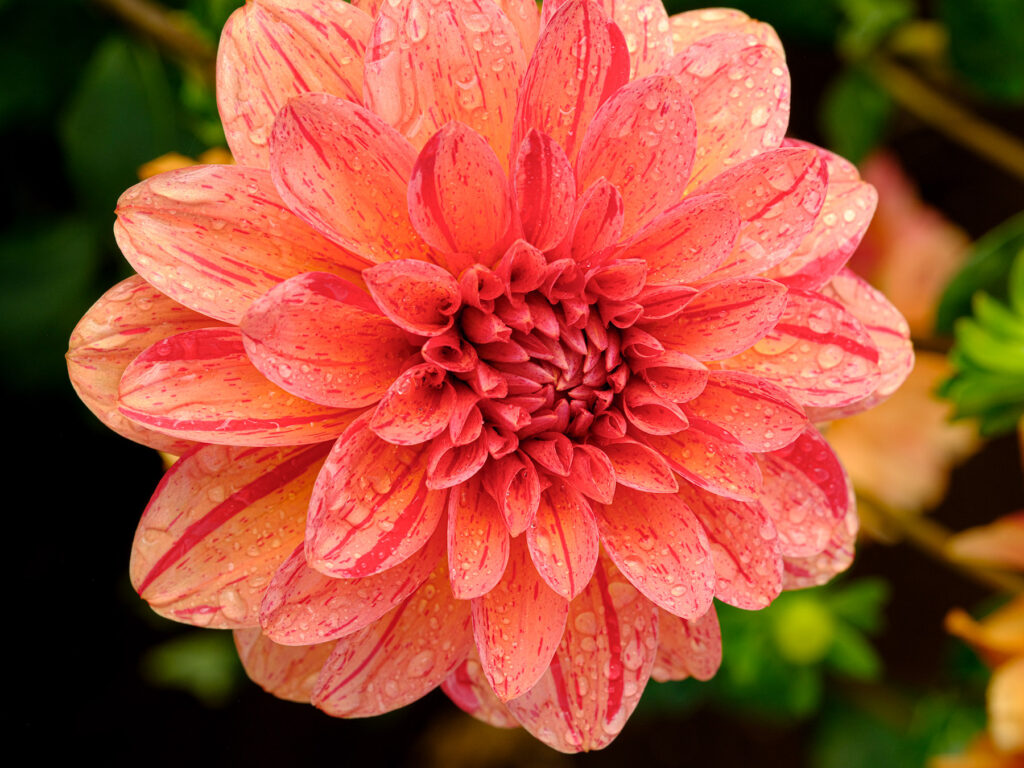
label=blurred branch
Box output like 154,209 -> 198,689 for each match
869,55 -> 1024,183
859,493 -> 1024,595
93,0 -> 215,82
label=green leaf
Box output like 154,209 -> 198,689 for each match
821,67 -> 892,163
940,0 -> 1024,103
936,213 -> 1024,334
141,630 -> 242,707
837,0 -> 914,60
973,292 -> 1024,344
59,36 -> 194,230
826,623 -> 882,680
0,216 -> 100,391
955,316 -> 1024,375
825,578 -> 889,633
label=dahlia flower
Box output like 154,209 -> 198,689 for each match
67,0 -> 912,752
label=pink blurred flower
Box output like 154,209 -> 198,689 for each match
67,0 -> 911,752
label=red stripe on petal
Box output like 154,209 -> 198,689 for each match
260,523 -> 445,645
312,557 -> 473,717
472,537 -> 568,700
513,131 -> 576,251
527,481 -> 600,599
442,648 -> 520,728
651,606 -> 721,682
363,259 -> 461,337
307,416 -> 445,577
370,364 -> 456,444
600,437 -> 679,493
507,556 -> 658,753
448,476 -> 510,599
234,628 -> 334,703
596,486 -> 714,618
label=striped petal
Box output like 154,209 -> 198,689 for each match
596,485 -> 714,619
616,194 -> 740,285
306,415 -> 445,577
646,278 -> 787,362
241,271 -> 414,409
482,451 -> 543,535
783,508 -> 858,589
363,259 -> 462,337
646,419 -> 763,502
683,371 -> 807,452
693,147 -> 828,280
234,628 -> 334,703
507,556 -> 659,753
723,288 -> 882,409
448,475 -> 510,599
365,0 -> 527,162
130,443 -> 329,628
259,521 -> 445,645
758,426 -> 855,558
661,32 -> 789,189
312,557 -> 473,717
513,0 -> 630,163
67,275 -> 224,454
115,165 -> 368,324
407,122 -> 513,260
766,142 -> 878,290
119,327 -> 359,446
678,484 -> 782,610
668,8 -> 783,55
269,93 -> 433,264
541,0 -> 673,78
527,480 -> 600,599
371,364 -> 457,445
472,537 -> 569,700
600,437 -> 679,493
217,0 -> 373,167
576,74 -> 696,237
442,649 -> 520,728
513,130 -> 576,252
651,606 -> 721,682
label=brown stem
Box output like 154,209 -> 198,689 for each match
869,55 -> 1024,183
858,493 -> 1024,594
93,0 -> 215,80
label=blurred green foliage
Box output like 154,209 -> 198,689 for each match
940,0 -> 1024,102
141,630 -> 243,707
939,218 -> 1024,435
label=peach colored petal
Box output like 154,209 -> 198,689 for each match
447,474 -> 510,599
312,557 -> 473,717
651,606 -> 721,682
527,480 -> 600,599
615,193 -> 740,285
678,483 -> 782,609
645,277 -> 788,361
946,597 -> 1024,667
513,0 -> 630,163
596,485 -> 714,618
67,275 -> 224,454
600,437 -> 679,493
782,507 -> 858,589
622,378 -> 690,434
494,0 -> 541,55
240,272 -> 414,409
270,92 -> 434,264
364,0 -> 527,162
363,259 -> 462,336
114,165 -> 369,324
442,648 -> 520,728
758,426 -> 854,559
684,370 -> 807,452
513,130 -> 576,252
541,0 -> 673,79
217,0 -> 373,167
631,349 -> 709,403
661,32 -> 789,190
506,556 -> 659,753
119,327 -> 360,446
234,628 -> 334,703
947,513 -> 1024,571
693,146 -> 827,280
306,415 -> 445,578
260,523 -> 446,645
371,364 -> 457,445
723,288 -> 882,409
482,451 -> 543,535
565,179 -> 625,262
811,268 -> 913,419
646,419 -> 763,502
766,142 -> 878,291
989,657 -> 1024,753
576,74 -> 696,237
472,536 -> 569,701
407,122 -> 513,261
130,443 -> 329,628
668,8 -> 783,56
